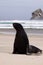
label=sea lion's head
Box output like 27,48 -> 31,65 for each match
13,23 -> 24,31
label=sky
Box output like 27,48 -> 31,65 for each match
0,0 -> 43,20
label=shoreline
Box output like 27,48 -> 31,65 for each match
0,28 -> 43,35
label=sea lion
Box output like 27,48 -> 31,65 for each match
13,23 -> 29,54
12,23 -> 42,55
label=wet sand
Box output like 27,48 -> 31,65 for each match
0,33 -> 43,65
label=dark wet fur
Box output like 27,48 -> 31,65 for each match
13,23 -> 42,55
13,23 -> 29,54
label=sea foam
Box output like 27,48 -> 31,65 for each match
0,20 -> 43,29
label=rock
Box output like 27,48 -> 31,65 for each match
30,9 -> 43,20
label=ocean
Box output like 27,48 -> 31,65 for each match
0,20 -> 43,35
0,20 -> 43,29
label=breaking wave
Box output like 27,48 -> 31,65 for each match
0,20 -> 43,29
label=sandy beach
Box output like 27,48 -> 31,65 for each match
0,31 -> 43,65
